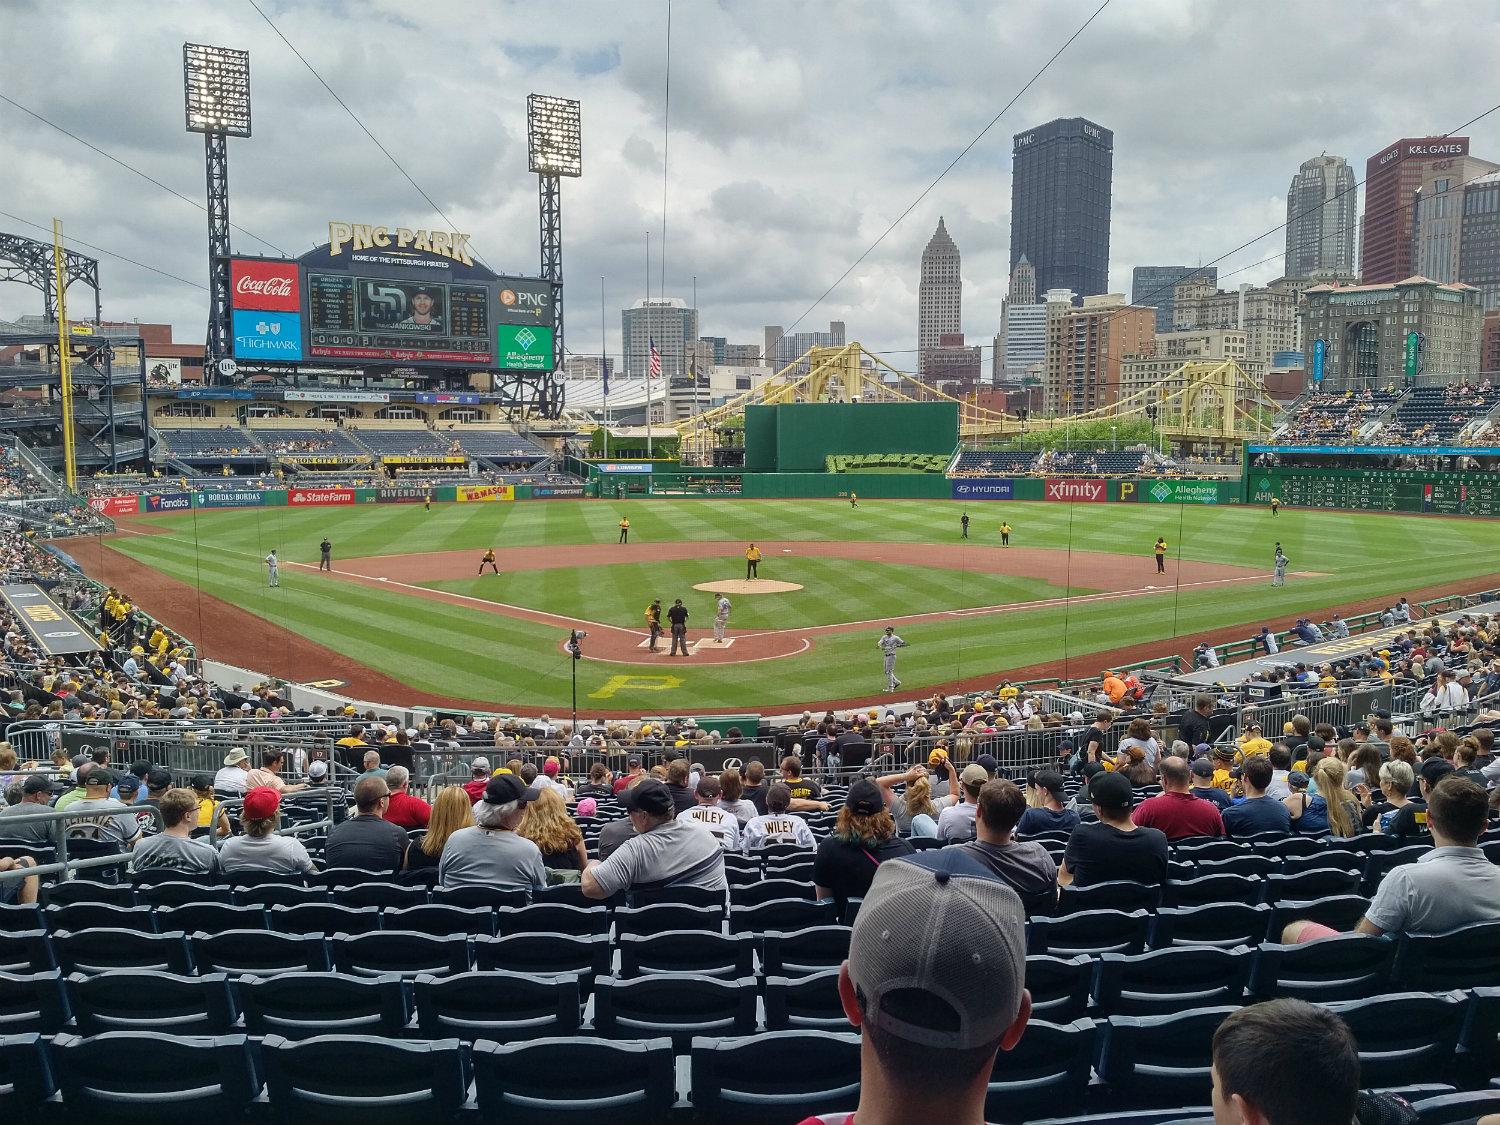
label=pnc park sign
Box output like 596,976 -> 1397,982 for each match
326,220 -> 475,266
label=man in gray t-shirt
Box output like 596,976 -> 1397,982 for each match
582,780 -> 726,899
439,773 -> 548,893
64,772 -> 141,849
0,775 -> 59,843
128,788 -> 220,876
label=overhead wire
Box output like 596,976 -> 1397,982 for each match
0,92 -> 288,256
0,207 -> 206,291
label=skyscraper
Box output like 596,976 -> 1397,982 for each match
621,298 -> 698,378
918,217 -> 961,375
1131,266 -> 1215,333
1411,154 -> 1500,284
997,257 -> 1049,382
1360,136 -> 1470,284
1008,256 -> 1036,304
1285,156 -> 1358,278
1010,117 -> 1113,298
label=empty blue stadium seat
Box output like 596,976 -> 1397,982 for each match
593,973 -> 757,1047
1095,946 -> 1250,1016
51,1030 -> 260,1122
0,968 -> 66,1033
473,932 -> 611,990
258,1033 -> 467,1123
1096,1006 -> 1238,1108
0,1031 -> 55,1115
412,970 -> 580,1041
614,902 -> 723,935
0,930 -> 51,974
383,903 -> 493,937
156,902 -> 265,933
1410,1089 -> 1500,1124
1392,921 -> 1500,990
331,930 -> 471,978
731,878 -> 816,907
1326,991 -> 1469,1088
430,885 -> 530,911
763,970 -> 846,1031
691,1029 -> 861,1122
44,902 -> 155,934
67,970 -> 235,1035
1024,954 -> 1094,1023
617,930 -> 756,978
51,928 -> 191,974
494,902 -> 609,936
190,929 -> 330,975
760,925 -> 852,976
471,1035 -> 676,1124
239,971 -> 409,1039
985,1017 -> 1098,1121
1247,934 -> 1396,1002
1150,903 -> 1273,949
730,898 -> 838,934
268,902 -> 379,935
1057,879 -> 1162,915
1028,909 -> 1151,957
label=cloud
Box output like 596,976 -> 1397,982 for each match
2,0 -> 1499,368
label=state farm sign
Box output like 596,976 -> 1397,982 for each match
230,259 -> 300,312
1045,478 -> 1107,503
287,487 -> 354,507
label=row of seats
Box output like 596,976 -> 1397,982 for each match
2,989 -> 1496,1123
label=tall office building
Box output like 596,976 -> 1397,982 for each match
1360,136 -> 1471,284
1131,266 -> 1214,333
764,320 -> 847,375
1411,155 -> 1500,285
1043,294 -> 1154,415
1172,276 -> 1306,367
1285,156 -> 1358,278
918,217 -> 961,375
1302,276 -> 1482,390
1008,256 -> 1036,304
1458,172 -> 1500,311
621,298 -> 699,378
1010,117 -> 1113,298
996,259 -> 1055,382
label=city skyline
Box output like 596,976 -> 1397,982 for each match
3,2 -> 1500,372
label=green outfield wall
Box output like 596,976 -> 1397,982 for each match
744,402 -> 959,473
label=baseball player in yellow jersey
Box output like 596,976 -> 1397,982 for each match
849,492 -> 858,508
1154,537 -> 1167,574
1000,521 -> 1012,546
745,543 -> 762,579
645,599 -> 663,652
618,517 -> 630,544
1270,496 -> 1280,516
478,548 -> 498,575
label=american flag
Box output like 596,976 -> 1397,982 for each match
648,338 -> 661,378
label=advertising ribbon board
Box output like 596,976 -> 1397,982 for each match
88,495 -> 140,516
950,478 -> 1015,500
194,489 -> 267,509
382,455 -> 467,466
531,485 -> 586,498
597,463 -> 654,474
377,486 -> 429,503
288,487 -> 355,507
1044,478 -> 1107,503
1141,479 -> 1226,505
283,390 -> 391,403
0,584 -> 103,655
142,493 -> 192,513
455,484 -> 515,502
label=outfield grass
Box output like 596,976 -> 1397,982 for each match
97,499 -> 1500,712
427,558 -> 1090,630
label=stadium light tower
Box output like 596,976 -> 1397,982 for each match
527,94 -> 581,384
184,42 -> 251,377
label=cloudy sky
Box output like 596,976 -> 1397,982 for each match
3,0 -> 1499,374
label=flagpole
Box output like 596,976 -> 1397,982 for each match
601,274 -> 609,460
645,231 -> 653,461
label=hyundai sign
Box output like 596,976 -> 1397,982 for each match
950,478 -> 1015,500
232,309 -> 304,361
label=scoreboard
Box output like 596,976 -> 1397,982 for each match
1250,469 -> 1500,517
306,274 -> 495,365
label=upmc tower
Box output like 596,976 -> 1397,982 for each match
1010,117 -> 1113,300
1359,136 -> 1469,284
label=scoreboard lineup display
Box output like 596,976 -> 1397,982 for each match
1250,469 -> 1500,517
307,274 -> 495,365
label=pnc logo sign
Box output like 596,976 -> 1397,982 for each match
230,259 -> 300,311
1045,478 -> 1106,503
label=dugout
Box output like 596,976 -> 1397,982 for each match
743,401 -> 959,473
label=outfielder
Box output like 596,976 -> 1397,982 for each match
265,549 -> 280,588
1272,546 -> 1289,587
713,592 -> 732,643
960,512 -> 969,539
877,626 -> 908,692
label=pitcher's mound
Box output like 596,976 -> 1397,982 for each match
692,579 -> 804,594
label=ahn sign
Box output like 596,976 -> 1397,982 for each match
1045,478 -> 1107,503
230,259 -> 300,311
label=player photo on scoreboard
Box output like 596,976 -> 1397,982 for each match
357,279 -> 447,333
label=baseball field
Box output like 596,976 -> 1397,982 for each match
78,498 -> 1500,715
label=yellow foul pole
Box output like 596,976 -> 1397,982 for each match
51,219 -> 77,491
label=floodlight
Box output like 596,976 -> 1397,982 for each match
183,43 -> 252,137
527,94 -> 582,177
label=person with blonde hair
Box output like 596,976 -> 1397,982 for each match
1311,757 -> 1359,838
813,780 -> 913,908
518,786 -> 588,872
408,787 -> 474,872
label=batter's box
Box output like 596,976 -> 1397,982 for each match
635,637 -> 669,651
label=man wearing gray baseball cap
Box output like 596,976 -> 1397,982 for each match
797,847 -> 1032,1125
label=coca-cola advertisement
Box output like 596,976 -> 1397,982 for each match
230,258 -> 300,312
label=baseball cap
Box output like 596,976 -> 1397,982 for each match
470,757 -> 491,773
146,768 -> 172,791
115,774 -> 140,794
243,787 -> 280,819
190,773 -> 214,790
1189,758 -> 1214,778
927,748 -> 948,766
1088,771 -> 1133,810
484,774 -> 540,805
627,755 -> 643,768
543,757 -> 560,776
20,774 -> 54,795
1287,769 -> 1310,789
959,763 -> 989,787
844,778 -> 884,816
620,779 -> 674,816
974,753 -> 999,776
307,761 -> 328,780
1031,770 -> 1066,798
83,769 -> 112,788
848,849 -> 1026,1050
1420,758 -> 1455,787
223,748 -> 248,767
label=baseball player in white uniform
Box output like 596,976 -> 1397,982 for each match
713,593 -> 732,643
265,550 -> 280,588
878,626 -> 908,692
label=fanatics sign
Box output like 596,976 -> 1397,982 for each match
230,259 -> 300,311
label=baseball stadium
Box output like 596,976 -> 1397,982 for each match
5,15 -> 1500,1124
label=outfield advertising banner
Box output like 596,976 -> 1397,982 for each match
194,489 -> 268,508
1140,479 -> 1229,505
1044,478 -> 1107,503
377,486 -> 429,503
455,484 -> 515,502
531,485 -> 586,498
88,495 -> 139,516
142,492 -> 192,513
950,478 -> 1015,501
597,463 -> 654,474
288,487 -> 355,507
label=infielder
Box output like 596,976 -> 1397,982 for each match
478,548 -> 499,575
265,549 -> 280,588
745,543 -> 761,579
878,625 -> 908,692
1154,536 -> 1167,574
713,592 -> 732,643
1000,521 -> 1012,547
1272,547 -> 1289,587
618,517 -> 630,544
